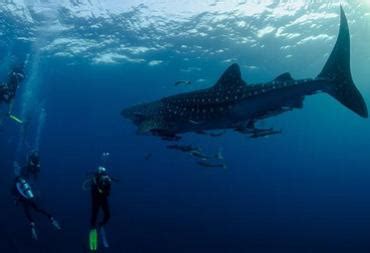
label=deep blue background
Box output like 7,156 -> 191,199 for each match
1,4 -> 370,252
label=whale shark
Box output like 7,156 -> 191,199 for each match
122,7 -> 367,140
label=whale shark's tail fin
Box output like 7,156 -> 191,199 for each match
319,6 -> 368,118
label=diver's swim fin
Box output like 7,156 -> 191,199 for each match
6,101 -> 23,124
8,114 -> 23,124
51,217 -> 61,230
30,223 -> 38,240
89,229 -> 98,251
100,226 -> 110,248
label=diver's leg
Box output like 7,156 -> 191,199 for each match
99,199 -> 111,249
22,201 -> 34,224
30,201 -> 61,229
99,197 -> 111,227
29,201 -> 52,219
22,201 -> 38,239
90,197 -> 99,228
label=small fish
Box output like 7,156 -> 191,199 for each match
189,150 -> 208,160
250,129 -> 282,139
174,80 -> 192,86
197,160 -> 227,169
189,120 -> 203,125
190,148 -> 224,161
215,148 -> 224,160
194,130 -> 224,137
167,144 -> 200,153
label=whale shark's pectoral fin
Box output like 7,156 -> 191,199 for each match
137,119 -> 165,133
234,121 -> 254,134
137,120 -> 181,141
150,129 -> 182,141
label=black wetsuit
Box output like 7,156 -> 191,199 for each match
21,156 -> 41,180
13,178 -> 52,225
0,84 -> 11,103
0,69 -> 24,104
90,174 -> 111,228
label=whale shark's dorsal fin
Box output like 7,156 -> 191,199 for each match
274,72 -> 293,82
214,63 -> 246,90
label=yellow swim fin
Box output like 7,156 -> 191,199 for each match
6,102 -> 23,124
9,114 -> 23,124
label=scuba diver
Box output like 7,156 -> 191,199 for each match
20,150 -> 41,180
0,65 -> 25,124
0,65 -> 24,104
84,166 -> 113,251
12,176 -> 61,240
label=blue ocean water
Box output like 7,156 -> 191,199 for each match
1,1 -> 370,252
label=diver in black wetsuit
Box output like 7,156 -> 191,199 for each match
12,176 -> 61,240
90,166 -> 112,229
0,66 -> 24,104
20,151 -> 41,180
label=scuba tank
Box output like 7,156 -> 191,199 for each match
95,166 -> 112,194
16,177 -> 34,199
